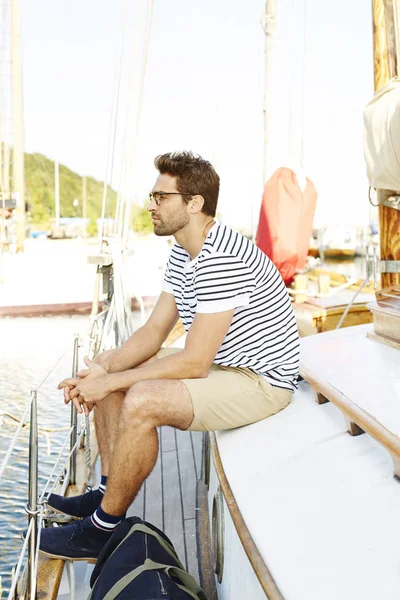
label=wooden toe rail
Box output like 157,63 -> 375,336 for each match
300,365 -> 400,478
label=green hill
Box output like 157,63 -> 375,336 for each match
24,152 -> 117,228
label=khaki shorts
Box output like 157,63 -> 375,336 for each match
157,348 -> 292,432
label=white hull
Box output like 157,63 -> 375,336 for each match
208,464 -> 267,600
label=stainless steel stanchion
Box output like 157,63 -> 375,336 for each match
70,334 -> 79,485
27,390 -> 38,599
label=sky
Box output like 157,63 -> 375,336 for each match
16,0 -> 375,231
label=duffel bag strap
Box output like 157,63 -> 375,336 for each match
99,558 -> 206,600
93,521 -> 183,576
163,564 -> 208,600
129,524 -> 185,569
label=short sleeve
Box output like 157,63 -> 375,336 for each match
194,253 -> 256,313
162,260 -> 175,294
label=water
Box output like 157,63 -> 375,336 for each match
0,316 -> 91,595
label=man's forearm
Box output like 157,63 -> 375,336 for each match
106,323 -> 164,373
107,350 -> 207,393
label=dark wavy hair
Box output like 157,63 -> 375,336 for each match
154,151 -> 219,217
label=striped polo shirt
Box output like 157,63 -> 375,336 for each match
163,221 -> 299,391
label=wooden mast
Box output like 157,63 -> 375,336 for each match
372,0 -> 400,288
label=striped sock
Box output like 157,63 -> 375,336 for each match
98,475 -> 107,494
91,505 -> 123,532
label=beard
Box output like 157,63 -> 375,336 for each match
152,210 -> 190,236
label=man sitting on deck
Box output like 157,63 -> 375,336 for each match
41,151 -> 300,561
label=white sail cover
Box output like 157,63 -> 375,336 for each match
364,77 -> 400,191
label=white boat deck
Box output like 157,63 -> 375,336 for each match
300,323 -> 400,437
213,327 -> 400,600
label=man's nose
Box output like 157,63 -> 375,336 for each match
148,197 -> 157,211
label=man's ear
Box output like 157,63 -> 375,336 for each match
189,194 -> 205,214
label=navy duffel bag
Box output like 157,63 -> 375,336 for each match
88,516 -> 208,600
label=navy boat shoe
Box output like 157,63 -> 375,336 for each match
46,489 -> 103,519
38,517 -> 113,562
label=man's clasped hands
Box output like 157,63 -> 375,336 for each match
58,353 -> 113,416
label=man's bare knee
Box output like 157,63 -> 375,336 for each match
122,379 -> 193,431
121,381 -> 159,426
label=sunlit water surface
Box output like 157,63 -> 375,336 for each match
0,316 -> 99,594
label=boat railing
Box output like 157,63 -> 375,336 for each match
0,390 -> 38,600
2,330 -> 92,600
0,342 -> 72,485
2,238 -> 140,598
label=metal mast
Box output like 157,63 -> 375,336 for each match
11,0 -> 25,252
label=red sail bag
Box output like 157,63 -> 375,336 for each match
256,167 -> 317,285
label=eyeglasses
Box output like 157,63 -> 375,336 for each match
148,191 -> 193,206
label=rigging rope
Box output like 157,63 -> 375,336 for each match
123,0 -> 155,247
83,415 -> 96,489
335,277 -> 370,330
39,425 -> 75,500
114,0 -> 144,239
300,0 -> 307,168
7,519 -> 34,600
287,0 -> 295,161
36,347 -> 70,391
0,394 -> 33,482
114,0 -> 155,248
40,424 -> 86,505
0,412 -> 71,455
100,0 -> 128,246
